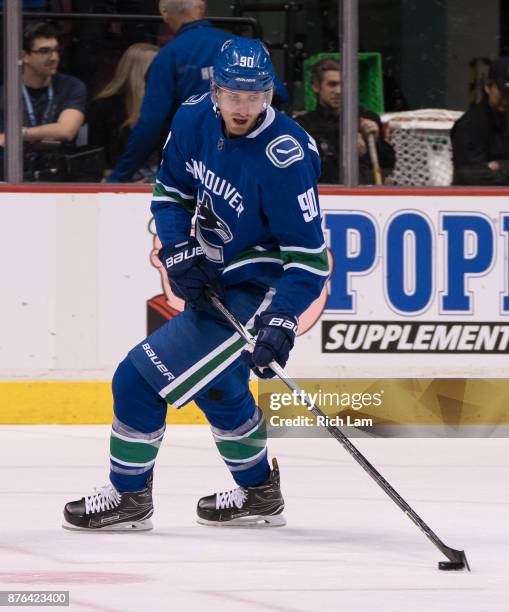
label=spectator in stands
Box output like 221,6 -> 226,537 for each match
0,1 -> 58,85
451,56 -> 509,185
0,22 -> 86,180
296,59 -> 395,184
106,0 -> 288,182
88,42 -> 158,180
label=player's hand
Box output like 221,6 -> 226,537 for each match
158,237 -> 218,304
242,312 -> 298,379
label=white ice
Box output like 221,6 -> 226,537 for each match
0,426 -> 507,612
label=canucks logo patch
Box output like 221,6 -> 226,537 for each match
266,135 -> 304,168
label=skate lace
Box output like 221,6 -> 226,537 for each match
216,487 -> 248,510
84,484 -> 122,514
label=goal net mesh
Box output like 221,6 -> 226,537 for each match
383,109 -> 463,186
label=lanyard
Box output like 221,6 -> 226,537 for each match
22,83 -> 54,127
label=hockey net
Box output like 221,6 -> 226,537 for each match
382,108 -> 463,186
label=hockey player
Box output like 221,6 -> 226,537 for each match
63,38 -> 329,531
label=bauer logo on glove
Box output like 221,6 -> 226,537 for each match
158,237 -> 218,304
265,316 -> 298,333
163,241 -> 204,268
242,312 -> 298,379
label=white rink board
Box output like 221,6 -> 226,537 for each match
1,191 -> 509,380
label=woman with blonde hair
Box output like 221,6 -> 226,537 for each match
88,42 -> 158,180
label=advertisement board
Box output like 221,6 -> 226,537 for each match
297,194 -> 509,378
1,188 -> 508,423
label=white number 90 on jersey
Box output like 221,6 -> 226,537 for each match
298,188 -> 319,222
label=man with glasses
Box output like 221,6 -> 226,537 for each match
0,22 -> 86,179
63,38 -> 328,531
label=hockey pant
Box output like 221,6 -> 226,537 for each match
109,283 -> 274,492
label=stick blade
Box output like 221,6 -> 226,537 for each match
438,549 -> 470,571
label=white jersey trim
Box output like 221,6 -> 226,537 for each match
222,256 -> 283,274
247,106 -> 276,139
155,180 -> 194,200
280,243 -> 326,253
283,262 -> 330,276
151,195 -> 183,204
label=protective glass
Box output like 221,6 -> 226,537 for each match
214,86 -> 273,114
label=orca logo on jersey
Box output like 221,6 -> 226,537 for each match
196,190 -> 233,243
266,135 -> 304,168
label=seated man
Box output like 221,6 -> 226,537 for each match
296,59 -> 395,184
451,56 -> 509,185
0,22 -> 86,180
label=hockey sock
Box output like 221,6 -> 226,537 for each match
109,356 -> 167,492
211,406 -> 270,487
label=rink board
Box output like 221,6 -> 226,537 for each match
1,186 -> 509,424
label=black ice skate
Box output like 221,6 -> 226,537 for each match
196,458 -> 285,527
62,475 -> 154,531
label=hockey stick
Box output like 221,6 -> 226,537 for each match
207,291 -> 470,571
367,133 -> 383,186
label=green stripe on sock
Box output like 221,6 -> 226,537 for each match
215,416 -> 267,462
110,436 -> 159,464
216,439 -> 266,461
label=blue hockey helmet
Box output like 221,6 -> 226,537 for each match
212,38 -> 275,92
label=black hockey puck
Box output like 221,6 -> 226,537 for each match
438,561 -> 465,571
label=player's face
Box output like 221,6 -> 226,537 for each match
314,70 -> 341,111
485,82 -> 509,113
217,87 -> 270,136
23,37 -> 60,78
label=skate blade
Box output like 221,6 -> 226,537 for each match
62,518 -> 153,532
196,513 -> 286,528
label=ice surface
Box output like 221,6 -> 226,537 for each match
0,426 -> 507,611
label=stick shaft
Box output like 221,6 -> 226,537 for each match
208,292 -> 463,563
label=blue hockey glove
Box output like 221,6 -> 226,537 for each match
243,312 -> 298,379
158,237 -> 218,303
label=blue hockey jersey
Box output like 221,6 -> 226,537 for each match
151,94 -> 329,318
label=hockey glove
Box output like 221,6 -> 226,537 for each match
158,237 -> 218,304
243,312 -> 298,379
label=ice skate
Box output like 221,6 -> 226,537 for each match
63,474 -> 154,532
196,458 -> 285,527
